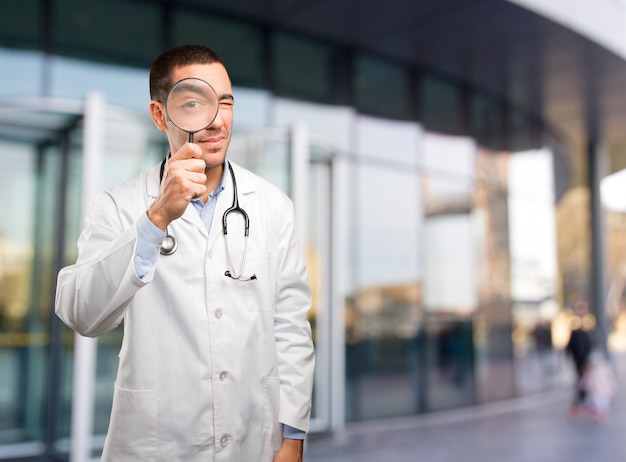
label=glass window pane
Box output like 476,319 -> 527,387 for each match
53,0 -> 161,67
307,160 -> 332,425
228,130 -> 290,194
354,115 -> 421,166
420,133 -> 480,411
508,149 -> 560,394
354,165 -> 421,286
421,186 -> 476,410
274,98 -> 354,153
423,317 -> 474,411
423,214 -> 476,312
173,11 -> 265,88
473,147 -> 515,403
346,163 -> 422,421
0,0 -> 41,49
509,110 -> 541,152
0,49 -> 44,98
50,56 -> 149,111
470,92 -> 505,150
55,110 -> 166,456
354,54 -> 413,119
422,132 -> 476,178
0,141 -> 50,445
419,75 -> 464,134
231,87 -> 272,128
273,33 -> 333,102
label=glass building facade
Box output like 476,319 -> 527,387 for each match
0,0 -> 603,460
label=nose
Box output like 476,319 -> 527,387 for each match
206,109 -> 223,130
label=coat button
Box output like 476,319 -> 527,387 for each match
219,371 -> 229,381
220,434 -> 231,447
215,309 -> 222,319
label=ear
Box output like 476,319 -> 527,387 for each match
149,100 -> 167,132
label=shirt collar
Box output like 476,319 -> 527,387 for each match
210,160 -> 229,198
190,160 -> 228,206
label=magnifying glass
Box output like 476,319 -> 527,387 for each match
165,77 -> 219,143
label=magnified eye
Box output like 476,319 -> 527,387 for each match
183,100 -> 202,110
166,78 -> 219,134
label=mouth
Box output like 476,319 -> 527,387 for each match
196,131 -> 225,146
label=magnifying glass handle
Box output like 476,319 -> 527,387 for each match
188,132 -> 194,143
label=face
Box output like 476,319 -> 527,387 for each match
150,62 -> 234,169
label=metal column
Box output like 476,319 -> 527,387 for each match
70,91 -> 105,462
587,136 -> 609,357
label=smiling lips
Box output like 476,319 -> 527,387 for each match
196,130 -> 226,145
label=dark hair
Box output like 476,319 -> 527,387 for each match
149,45 -> 224,102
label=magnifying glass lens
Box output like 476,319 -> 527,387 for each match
166,78 -> 219,136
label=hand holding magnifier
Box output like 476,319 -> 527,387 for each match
158,78 -> 219,256
165,77 -> 219,143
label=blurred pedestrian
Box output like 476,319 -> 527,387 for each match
565,301 -> 593,415
579,352 -> 618,421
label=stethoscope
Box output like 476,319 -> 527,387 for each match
158,158 -> 255,281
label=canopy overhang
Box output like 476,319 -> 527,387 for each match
179,0 -> 626,174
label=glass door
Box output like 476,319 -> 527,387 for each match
0,100 -> 165,461
307,157 -> 333,431
0,110 -> 339,459
61,101 -> 166,460
0,112 -> 79,459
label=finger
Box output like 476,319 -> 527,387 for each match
165,162 -> 207,187
188,184 -> 207,200
185,170 -> 207,185
170,142 -> 202,160
167,159 -> 207,178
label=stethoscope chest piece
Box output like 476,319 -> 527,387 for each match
160,234 -> 178,256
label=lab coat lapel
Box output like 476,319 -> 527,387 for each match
146,161 -> 163,199
179,203 -> 209,237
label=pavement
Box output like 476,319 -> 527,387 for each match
304,353 -> 626,462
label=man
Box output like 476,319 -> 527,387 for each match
55,45 -> 315,461
565,300 -> 593,415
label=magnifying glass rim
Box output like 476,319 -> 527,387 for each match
165,77 -> 220,135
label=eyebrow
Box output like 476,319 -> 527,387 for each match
220,93 -> 235,102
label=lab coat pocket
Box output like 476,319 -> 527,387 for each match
103,383 -> 157,460
246,251 -> 278,312
261,376 -> 283,458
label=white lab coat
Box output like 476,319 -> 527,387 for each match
55,160 -> 315,462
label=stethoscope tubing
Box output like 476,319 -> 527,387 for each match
222,162 -> 249,237
157,157 -> 253,280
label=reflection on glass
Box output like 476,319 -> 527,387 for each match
306,159 -> 332,423
420,134 -> 478,411
0,50 -> 43,98
0,141 -> 52,444
228,131 -> 291,194
346,163 -> 422,421
56,114 -> 167,453
507,149 -> 562,393
472,148 -> 515,403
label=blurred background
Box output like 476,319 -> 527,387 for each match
3,0 -> 626,460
